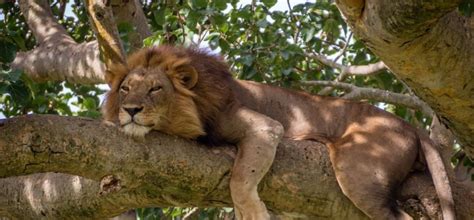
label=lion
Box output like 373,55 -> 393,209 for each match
102,45 -> 455,220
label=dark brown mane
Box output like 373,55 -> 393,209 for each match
160,46 -> 235,144
103,45 -> 236,144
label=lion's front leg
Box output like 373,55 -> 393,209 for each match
218,106 -> 284,220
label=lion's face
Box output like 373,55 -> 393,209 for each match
103,46 -> 206,139
118,67 -> 175,137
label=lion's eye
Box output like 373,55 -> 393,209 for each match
120,85 -> 129,92
149,86 -> 162,93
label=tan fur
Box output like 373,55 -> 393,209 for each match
103,46 -> 455,220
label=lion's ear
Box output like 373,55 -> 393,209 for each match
169,59 -> 198,89
175,64 -> 198,89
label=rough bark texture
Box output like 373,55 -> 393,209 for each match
335,0 -> 474,157
2,115 -> 471,219
110,0 -> 152,52
0,115 -> 361,219
11,0 -> 150,84
84,0 -> 126,68
11,0 -> 105,84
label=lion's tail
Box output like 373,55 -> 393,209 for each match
419,133 -> 456,220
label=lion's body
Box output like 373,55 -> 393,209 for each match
103,46 -> 455,220
232,80 -> 420,218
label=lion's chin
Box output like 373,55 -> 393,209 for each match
121,123 -> 152,138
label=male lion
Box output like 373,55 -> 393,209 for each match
103,45 -> 455,220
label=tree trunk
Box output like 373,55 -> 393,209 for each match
335,0 -> 474,157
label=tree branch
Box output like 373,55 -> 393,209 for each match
307,53 -> 387,77
0,115 -> 458,219
307,52 -> 387,95
84,0 -> 126,70
11,0 -> 150,84
335,0 -> 474,157
111,0 -> 152,52
11,0 -> 105,84
300,80 -> 434,116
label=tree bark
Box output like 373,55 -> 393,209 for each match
3,115 -> 472,219
11,0 -> 150,84
110,0 -> 152,52
335,0 -> 474,157
84,0 -> 126,70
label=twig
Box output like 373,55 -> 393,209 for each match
287,0 -> 300,42
333,32 -> 352,63
183,207 -> 199,220
300,80 -> 434,116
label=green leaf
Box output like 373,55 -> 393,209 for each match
281,51 -> 290,60
261,0 -> 277,8
153,7 -> 167,26
0,83 -> 8,94
256,19 -> 269,28
82,97 -> 97,110
186,10 -> 201,30
322,18 -> 340,41
219,22 -> 229,33
219,38 -> 230,51
7,69 -> 23,82
459,0 -> 474,16
0,40 -> 17,63
237,7 -> 252,20
213,14 -> 226,26
7,81 -> 30,104
214,0 -> 227,10
303,27 -> 316,42
189,0 -> 208,9
241,55 -> 254,66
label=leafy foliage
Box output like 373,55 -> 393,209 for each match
136,207 -> 233,220
459,0 -> 474,16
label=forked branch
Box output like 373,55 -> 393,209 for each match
300,80 -> 433,116
11,0 -> 150,84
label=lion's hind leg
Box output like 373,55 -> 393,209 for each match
218,106 -> 284,220
328,132 -> 418,220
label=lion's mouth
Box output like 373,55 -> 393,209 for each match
121,122 -> 153,137
121,121 -> 154,127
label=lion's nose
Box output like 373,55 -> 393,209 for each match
123,107 -> 143,117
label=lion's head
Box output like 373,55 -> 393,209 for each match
102,46 -> 233,140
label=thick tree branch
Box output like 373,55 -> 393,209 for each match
11,0 -> 106,84
84,0 -> 126,68
11,0 -> 150,84
335,0 -> 474,157
0,115 -> 364,219
111,0 -> 152,52
1,115 -> 465,219
301,80 -> 434,116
